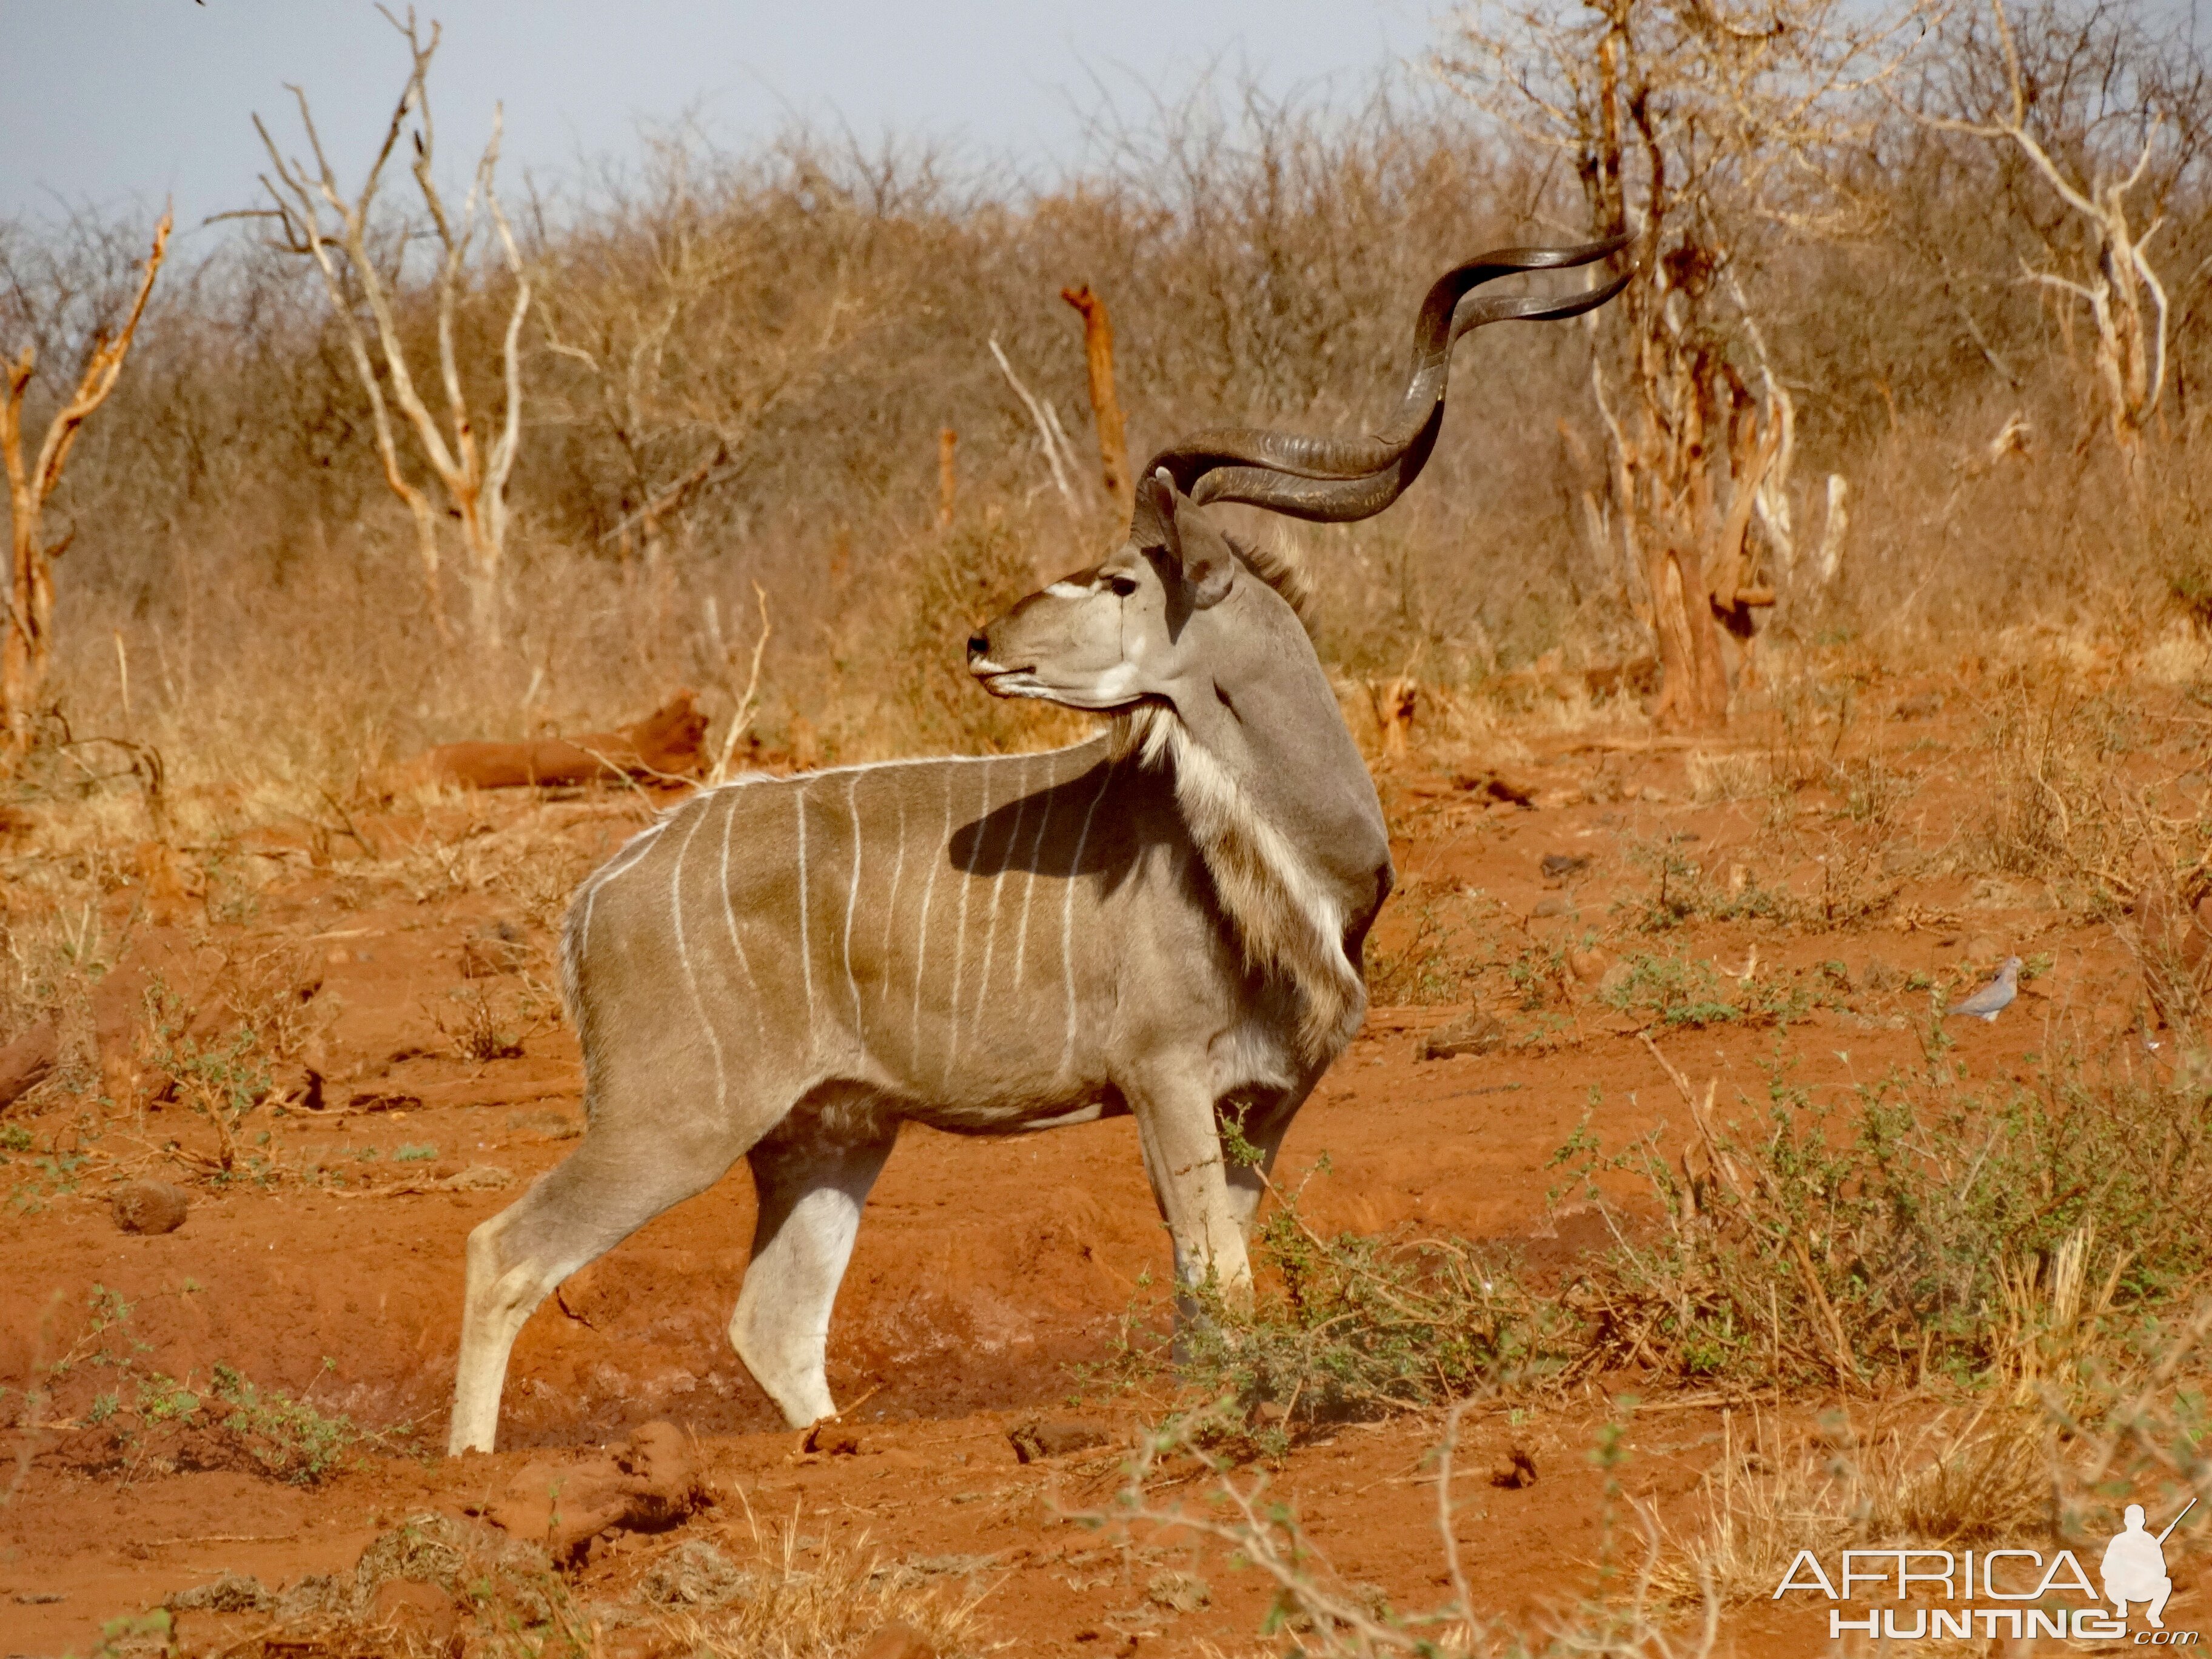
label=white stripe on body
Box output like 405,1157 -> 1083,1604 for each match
943,757 -> 993,1083
666,805 -> 728,1112
795,784 -> 816,1037
1011,766 -> 1054,984
881,788 -> 908,1027
971,756 -> 1028,1036
566,817 -> 668,985
911,765 -> 948,1073
842,772 -> 865,1037
716,788 -> 766,1048
1059,762 -> 1117,1080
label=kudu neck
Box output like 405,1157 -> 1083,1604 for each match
1118,584 -> 1392,1062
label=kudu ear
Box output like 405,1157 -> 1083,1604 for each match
1144,467 -> 1236,609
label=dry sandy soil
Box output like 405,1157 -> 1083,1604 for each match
0,669 -> 2197,1657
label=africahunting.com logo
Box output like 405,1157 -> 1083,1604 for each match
1774,1500 -> 2200,1644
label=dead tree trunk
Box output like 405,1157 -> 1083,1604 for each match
251,8 -> 529,645
1444,0 -> 1920,732
1,210 -> 170,752
1061,284 -> 1133,522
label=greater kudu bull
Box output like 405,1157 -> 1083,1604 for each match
449,236 -> 1629,1452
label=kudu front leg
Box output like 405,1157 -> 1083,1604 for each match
1130,1080 -> 1252,1341
1221,1087 -> 1309,1240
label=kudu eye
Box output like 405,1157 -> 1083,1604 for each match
1106,575 -> 1138,598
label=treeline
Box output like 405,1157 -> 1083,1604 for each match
3,0 -> 2208,779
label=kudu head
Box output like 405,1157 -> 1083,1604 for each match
967,234 -> 1631,720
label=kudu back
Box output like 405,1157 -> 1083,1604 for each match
449,237 -> 1629,1452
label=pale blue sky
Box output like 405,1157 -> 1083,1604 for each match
2,1 -> 1425,236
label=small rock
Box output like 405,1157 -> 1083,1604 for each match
1418,1013 -> 1507,1061
1568,948 -> 1610,984
1540,853 -> 1592,883
112,1180 -> 189,1236
1531,896 -> 1577,919
1008,1420 -> 1115,1463
166,1572 -> 270,1614
1638,785 -> 1668,803
1147,1570 -> 1211,1612
1489,1446 -> 1539,1489
859,1621 -> 940,1659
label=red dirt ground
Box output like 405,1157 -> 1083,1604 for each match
0,682 -> 2190,1657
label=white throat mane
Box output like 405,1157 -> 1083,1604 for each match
1116,704 -> 1364,1061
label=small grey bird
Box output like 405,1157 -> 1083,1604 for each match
1947,956 -> 2022,1022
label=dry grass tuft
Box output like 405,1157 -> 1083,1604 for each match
1655,1405 -> 2054,1607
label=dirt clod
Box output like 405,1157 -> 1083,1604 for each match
111,1179 -> 189,1235
1490,1446 -> 1539,1489
486,1420 -> 705,1557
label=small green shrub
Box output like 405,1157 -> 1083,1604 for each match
1599,949 -> 1816,1030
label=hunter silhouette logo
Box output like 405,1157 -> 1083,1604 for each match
1774,1498 -> 2202,1643
2105,1500 -> 2193,1631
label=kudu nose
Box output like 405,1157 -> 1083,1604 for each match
966,631 -> 990,659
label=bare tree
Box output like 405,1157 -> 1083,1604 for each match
1910,0 -> 2204,459
1,209 -> 170,750
250,7 -> 529,643
1441,0 -> 1929,729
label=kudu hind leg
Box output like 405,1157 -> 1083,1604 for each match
449,1127 -> 739,1454
729,1122 -> 897,1427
